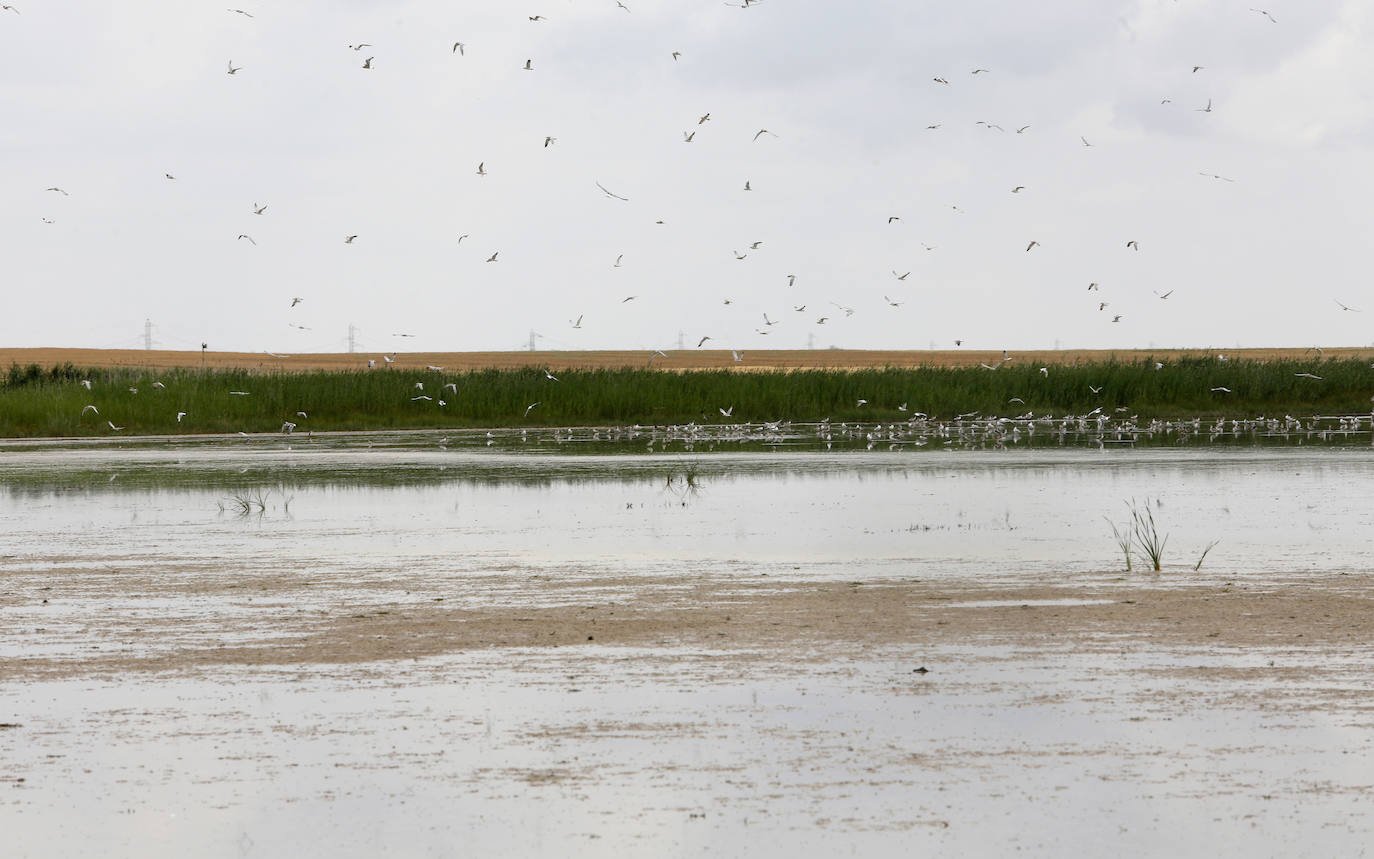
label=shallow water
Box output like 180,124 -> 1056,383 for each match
1,439 -> 1372,580
2,437 -> 1373,857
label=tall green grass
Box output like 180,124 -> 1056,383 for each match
0,358 -> 1369,438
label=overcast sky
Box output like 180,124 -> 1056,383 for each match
2,0 -> 1371,355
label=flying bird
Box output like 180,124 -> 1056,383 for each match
82,405 -> 99,415
1087,282 -> 1099,291
476,162 -> 486,176
362,56 -> 374,69
1249,8 -> 1276,23
165,173 -> 177,180
452,42 -> 464,54
893,271 -> 910,280
570,314 -> 583,328
1,5 -> 19,12
1080,136 -> 1092,147
888,216 -> 901,223
753,129 -> 776,141
177,412 -> 187,422
543,135 -> 556,147
228,8 -> 254,16
595,181 -> 629,201
523,59 -> 532,70
1210,387 -> 1231,393
544,369 -> 559,381
1012,186 -> 1025,193
45,187 -> 68,195
528,15 -> 546,21
1016,125 -> 1030,134
672,51 -> 681,60
719,406 -> 733,417
1294,373 -> 1323,380
344,235 -> 357,243
524,402 -> 540,417
1025,241 -> 1039,252
1154,289 -> 1174,299
683,130 -> 695,142
933,77 -> 948,85
236,234 -> 256,245
1126,240 -> 1139,250
698,113 -> 711,124
107,421 -> 124,431
1334,299 -> 1361,312
486,251 -> 499,262
227,61 -> 241,74
613,254 -> 623,267
622,295 -> 637,302
787,274 -> 796,286
1196,99 -> 1212,113
347,44 -> 372,51
743,180 -> 751,191
697,336 -> 711,347
253,202 -> 267,214
884,296 -> 903,307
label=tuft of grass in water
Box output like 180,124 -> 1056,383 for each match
663,460 -> 704,502
1194,539 -> 1221,571
1105,516 -> 1133,572
2,356 -> 1372,438
224,488 -> 271,516
1128,499 -> 1168,572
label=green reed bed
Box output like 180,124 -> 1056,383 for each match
0,358 -> 1370,437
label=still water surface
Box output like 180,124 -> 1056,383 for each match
1,439 -> 1371,580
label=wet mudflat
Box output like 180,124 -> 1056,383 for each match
1,438 -> 1372,857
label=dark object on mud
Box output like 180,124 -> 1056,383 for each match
912,667 -> 929,675
0,723 -> 21,729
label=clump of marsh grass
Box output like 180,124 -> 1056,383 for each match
1127,498 -> 1168,571
1194,539 -> 1221,571
663,460 -> 704,502
223,488 -> 271,516
1105,516 -> 1133,572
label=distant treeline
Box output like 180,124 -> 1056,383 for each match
0,359 -> 1370,437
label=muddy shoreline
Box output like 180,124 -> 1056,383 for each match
5,570 -> 1370,681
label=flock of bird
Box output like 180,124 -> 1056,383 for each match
11,3 -> 1369,433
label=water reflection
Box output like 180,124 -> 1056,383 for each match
1,441 -> 1372,579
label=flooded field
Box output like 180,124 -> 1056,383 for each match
2,435 -> 1373,856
